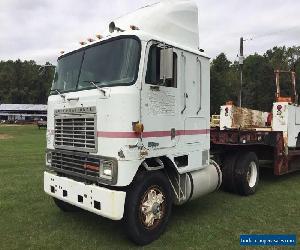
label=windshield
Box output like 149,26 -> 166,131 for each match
51,37 -> 140,93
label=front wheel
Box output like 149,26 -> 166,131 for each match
123,170 -> 172,245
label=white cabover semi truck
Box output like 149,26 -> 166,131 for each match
45,0 -> 217,244
44,0 -> 300,245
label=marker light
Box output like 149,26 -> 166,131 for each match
130,25 -> 140,30
87,38 -> 95,42
96,34 -> 103,39
60,51 -> 65,54
79,41 -> 87,46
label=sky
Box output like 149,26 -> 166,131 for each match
0,0 -> 299,65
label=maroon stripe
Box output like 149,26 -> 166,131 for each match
96,131 -> 139,138
176,129 -> 210,135
97,129 -> 209,138
142,131 -> 171,137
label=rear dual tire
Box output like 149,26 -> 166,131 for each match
222,151 -> 259,195
235,152 -> 259,195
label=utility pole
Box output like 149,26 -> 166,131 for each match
239,37 -> 244,107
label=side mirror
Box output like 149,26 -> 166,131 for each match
160,48 -> 173,81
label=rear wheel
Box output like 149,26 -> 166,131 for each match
234,152 -> 259,195
123,170 -> 172,245
222,152 -> 239,192
53,198 -> 79,212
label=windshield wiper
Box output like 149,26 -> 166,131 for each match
84,81 -> 107,96
51,89 -> 65,99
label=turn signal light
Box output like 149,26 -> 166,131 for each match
79,41 -> 87,46
277,105 -> 282,110
87,38 -> 95,42
132,122 -> 144,133
96,34 -> 103,39
83,163 -> 99,172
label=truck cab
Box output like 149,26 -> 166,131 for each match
44,0 -> 221,245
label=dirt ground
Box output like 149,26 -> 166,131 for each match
0,134 -> 13,140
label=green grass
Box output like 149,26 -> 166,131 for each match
0,125 -> 299,250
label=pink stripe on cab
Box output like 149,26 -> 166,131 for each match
97,129 -> 209,138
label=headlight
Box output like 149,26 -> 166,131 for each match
100,160 -> 114,180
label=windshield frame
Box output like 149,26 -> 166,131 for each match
51,35 -> 141,95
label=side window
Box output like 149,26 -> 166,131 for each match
145,44 -> 177,87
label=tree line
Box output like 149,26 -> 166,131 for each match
0,60 -> 54,104
0,46 -> 299,114
211,46 -> 300,113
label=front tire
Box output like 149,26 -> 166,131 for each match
123,170 -> 172,245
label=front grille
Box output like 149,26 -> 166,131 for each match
51,150 -> 100,180
54,114 -> 97,152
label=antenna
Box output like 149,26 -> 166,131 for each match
109,21 -> 124,33
238,37 -> 244,107
109,22 -> 116,33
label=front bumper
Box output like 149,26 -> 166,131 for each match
44,171 -> 126,220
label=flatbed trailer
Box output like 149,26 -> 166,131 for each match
211,127 -> 300,175
210,127 -> 300,195
210,69 -> 300,195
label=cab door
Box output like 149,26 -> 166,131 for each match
141,42 -> 179,150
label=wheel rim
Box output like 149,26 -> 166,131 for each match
139,186 -> 166,230
247,161 -> 258,188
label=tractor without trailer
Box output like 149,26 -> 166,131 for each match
43,0 -> 300,245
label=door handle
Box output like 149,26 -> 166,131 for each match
67,97 -> 79,101
181,92 -> 187,114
